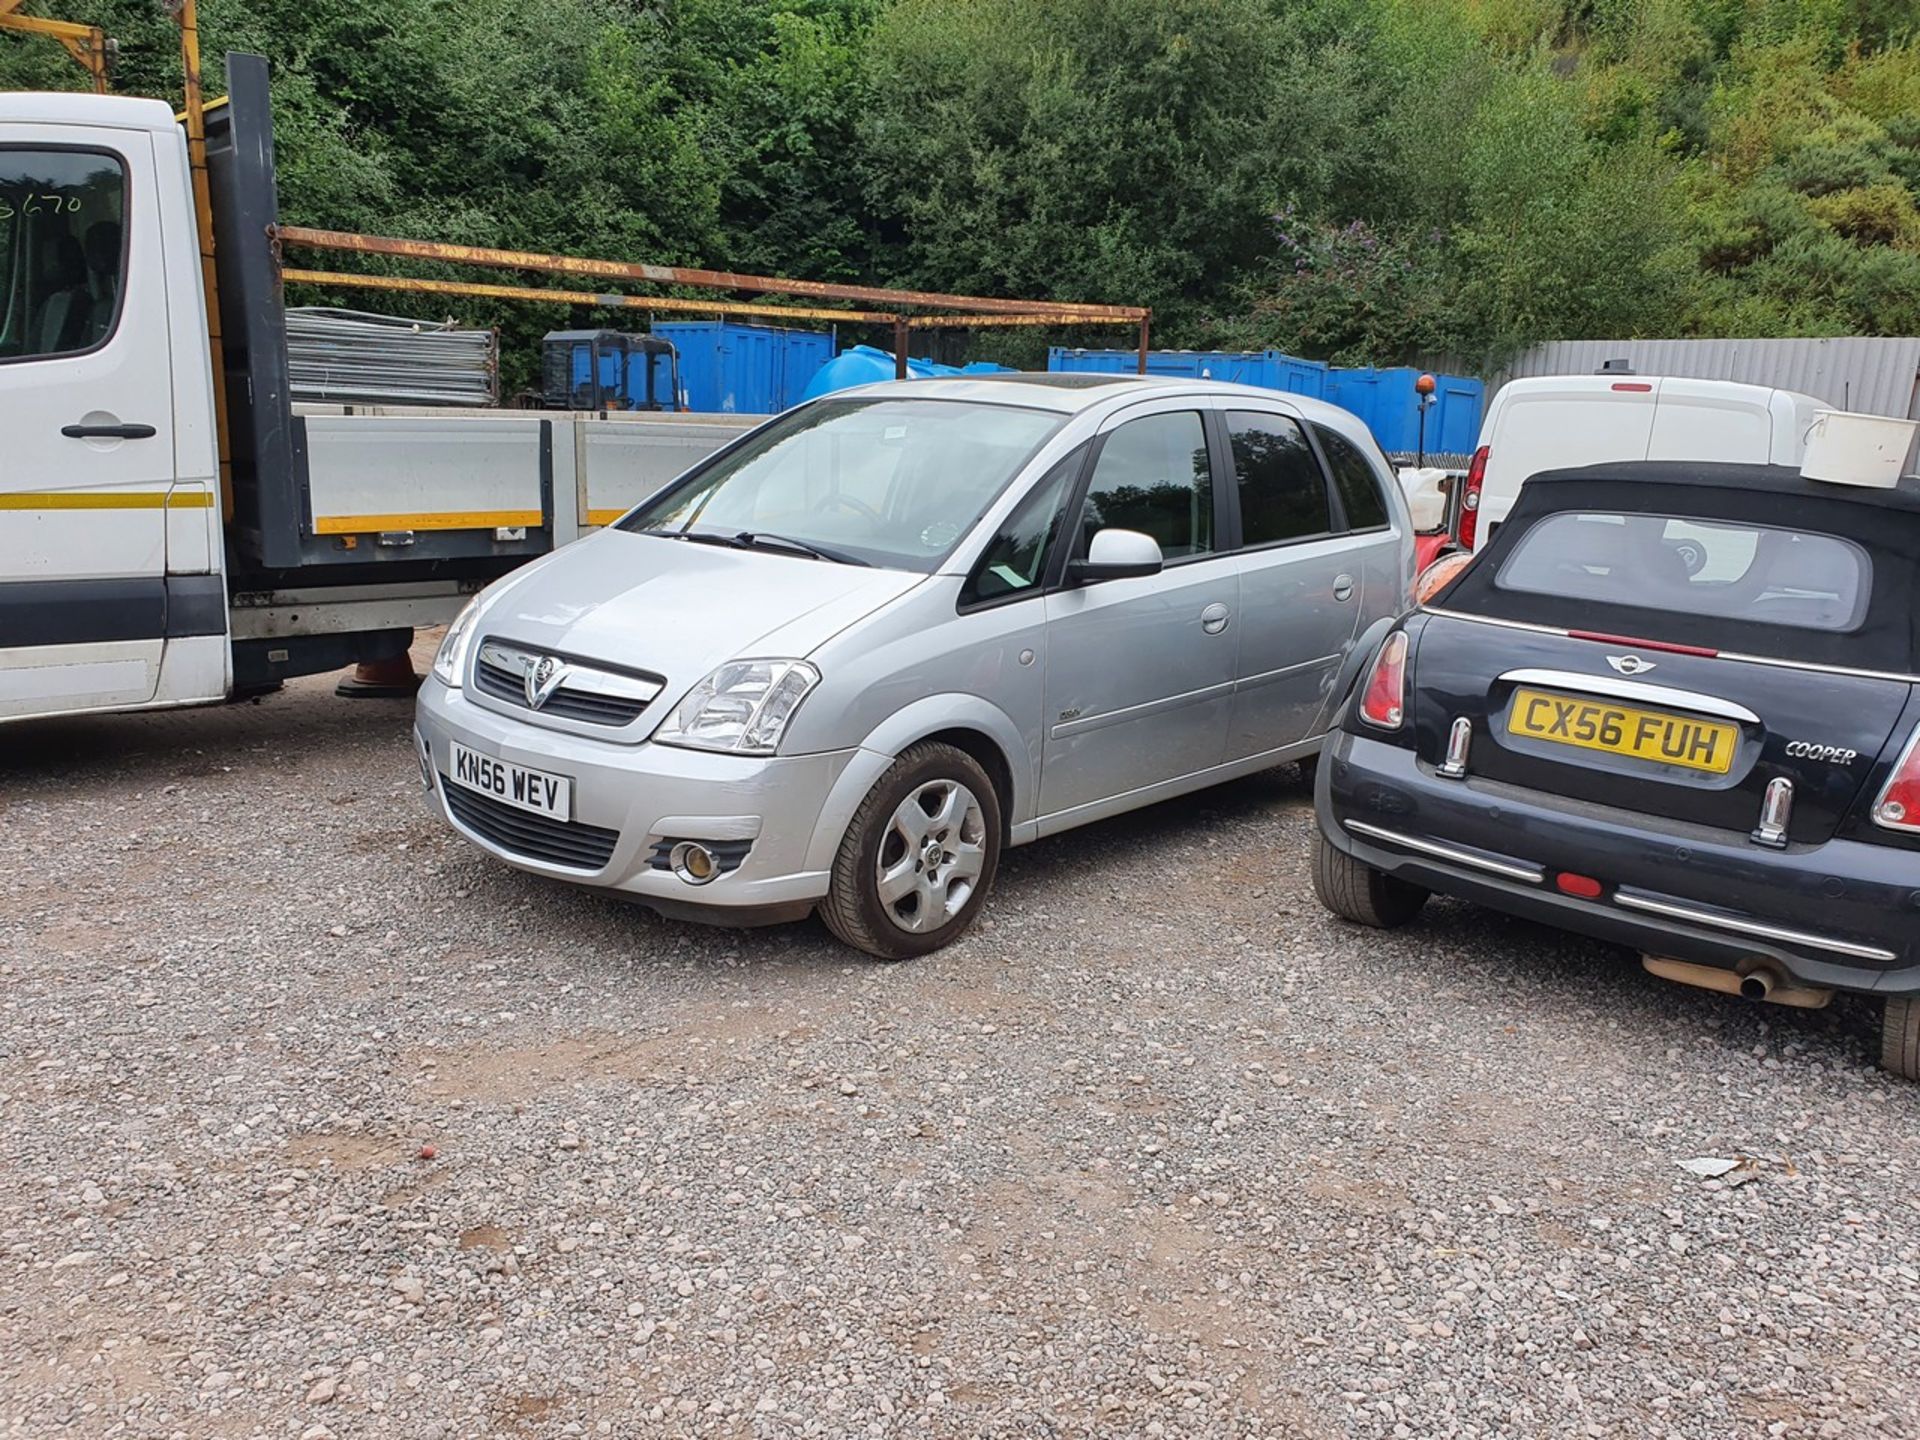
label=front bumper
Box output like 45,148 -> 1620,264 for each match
415,677 -> 866,921
1318,729 -> 1920,996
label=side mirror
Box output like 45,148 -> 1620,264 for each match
1069,528 -> 1164,585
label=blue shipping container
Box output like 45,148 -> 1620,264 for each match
652,321 -> 835,415
1324,366 -> 1485,457
1049,347 -> 1327,397
1047,348 -> 1486,456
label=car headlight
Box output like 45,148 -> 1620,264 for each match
654,659 -> 820,755
430,597 -> 483,688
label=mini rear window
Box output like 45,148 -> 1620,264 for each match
1496,512 -> 1870,633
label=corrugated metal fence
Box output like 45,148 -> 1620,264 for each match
1502,337 -> 1920,420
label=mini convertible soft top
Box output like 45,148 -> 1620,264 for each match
1436,461 -> 1920,675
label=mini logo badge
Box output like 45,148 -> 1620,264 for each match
1606,654 -> 1656,676
524,654 -> 569,709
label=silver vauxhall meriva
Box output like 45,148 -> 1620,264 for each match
415,375 -> 1412,957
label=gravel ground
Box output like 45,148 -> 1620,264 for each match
2,651 -> 1918,1440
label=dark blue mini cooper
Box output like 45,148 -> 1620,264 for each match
1314,461 -> 1920,1078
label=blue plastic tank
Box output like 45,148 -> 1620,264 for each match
797,346 -> 1014,402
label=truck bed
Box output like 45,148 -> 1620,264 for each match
292,406 -> 755,543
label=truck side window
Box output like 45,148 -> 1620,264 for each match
1313,424 -> 1392,532
0,149 -> 127,362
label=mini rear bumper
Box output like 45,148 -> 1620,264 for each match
1318,730 -> 1920,997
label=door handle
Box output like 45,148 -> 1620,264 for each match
1332,574 -> 1356,602
62,422 -> 158,440
1200,602 -> 1231,635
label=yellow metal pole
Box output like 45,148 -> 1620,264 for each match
279,268 -> 895,326
170,0 -> 233,521
906,312 -> 1150,329
275,224 -> 1150,323
0,8 -> 112,92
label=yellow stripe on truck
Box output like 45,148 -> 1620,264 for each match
0,491 -> 215,510
310,510 -> 544,535
585,508 -> 628,526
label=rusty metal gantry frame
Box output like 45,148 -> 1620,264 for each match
0,0 -> 113,92
271,226 -> 1153,378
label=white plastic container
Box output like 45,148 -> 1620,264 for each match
1395,466 -> 1450,532
1800,410 -> 1919,489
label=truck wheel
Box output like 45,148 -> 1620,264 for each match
1311,827 -> 1428,928
1883,998 -> 1920,1082
820,742 -> 1003,961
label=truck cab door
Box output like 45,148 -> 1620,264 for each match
0,125 -> 183,718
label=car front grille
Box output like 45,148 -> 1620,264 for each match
442,781 -> 620,871
472,640 -> 662,729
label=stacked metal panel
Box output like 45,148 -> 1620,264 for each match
286,307 -> 497,407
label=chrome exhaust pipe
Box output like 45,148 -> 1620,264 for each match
1642,956 -> 1831,1009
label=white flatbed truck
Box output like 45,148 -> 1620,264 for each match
1,53 -> 752,725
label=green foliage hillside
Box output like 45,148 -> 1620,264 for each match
5,0 -> 1915,378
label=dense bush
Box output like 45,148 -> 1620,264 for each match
3,0 -> 1915,380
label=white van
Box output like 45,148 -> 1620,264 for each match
1460,375 -> 1829,550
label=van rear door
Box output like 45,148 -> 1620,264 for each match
1646,378 -> 1776,463
1479,378 -> 1657,540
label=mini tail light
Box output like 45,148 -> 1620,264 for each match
1874,726 -> 1920,833
1459,445 -> 1488,550
1359,631 -> 1409,730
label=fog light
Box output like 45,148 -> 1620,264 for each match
670,841 -> 719,885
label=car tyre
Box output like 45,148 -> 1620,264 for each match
1882,998 -> 1920,1082
1311,826 -> 1428,928
820,742 -> 1003,961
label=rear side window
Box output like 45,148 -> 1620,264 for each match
1496,513 -> 1870,633
1078,411 -> 1213,560
0,149 -> 126,362
1314,424 -> 1391,531
1226,411 -> 1330,545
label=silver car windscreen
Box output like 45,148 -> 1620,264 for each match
620,397 -> 1066,571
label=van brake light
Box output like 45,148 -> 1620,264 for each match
1359,631 -> 1409,730
1459,445 -> 1488,550
1873,726 -> 1920,833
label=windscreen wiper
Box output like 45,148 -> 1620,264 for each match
728,531 -> 871,566
635,526 -> 869,566
636,527 -> 736,549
